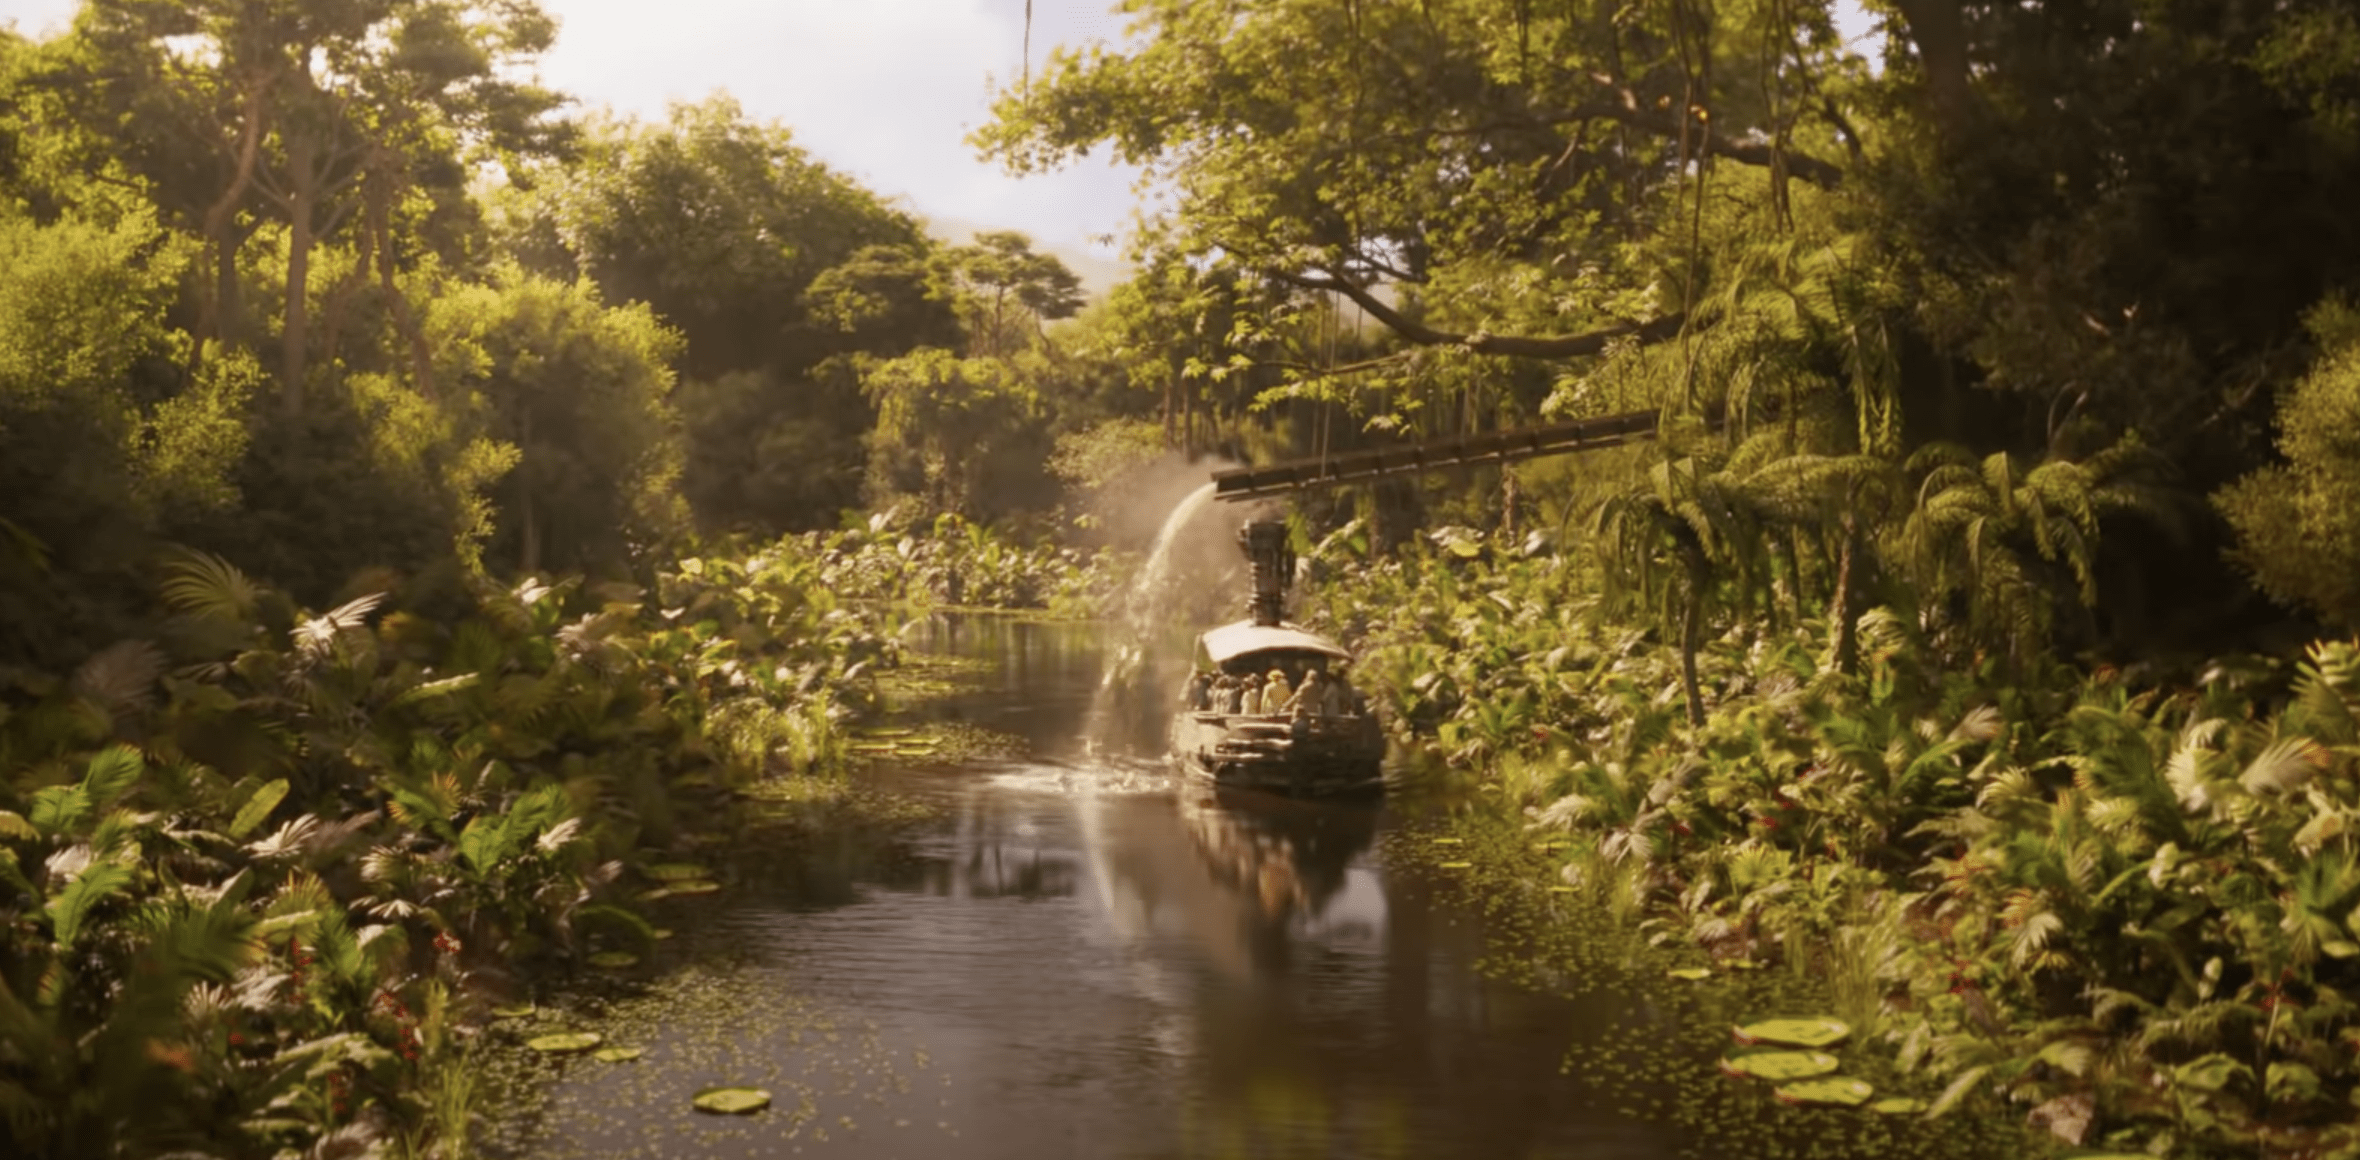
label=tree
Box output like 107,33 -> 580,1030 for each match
425,267 -> 685,576
2215,298 -> 2360,630
499,97 -> 939,533
943,230 -> 1084,358
0,208 -> 256,668
59,0 -> 566,402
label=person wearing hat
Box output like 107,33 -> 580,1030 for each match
1238,673 -> 1263,715
1323,663 -> 1356,716
1284,668 -> 1327,716
1260,668 -> 1293,716
1184,670 -> 1212,711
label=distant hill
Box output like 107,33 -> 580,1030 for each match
921,215 -> 1134,300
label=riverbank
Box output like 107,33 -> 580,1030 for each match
1304,528 -> 2360,1159
0,539 -> 912,1158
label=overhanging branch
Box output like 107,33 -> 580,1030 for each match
1277,270 -> 1690,359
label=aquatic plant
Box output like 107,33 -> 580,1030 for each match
1308,521 -> 2360,1156
0,538 -> 902,1157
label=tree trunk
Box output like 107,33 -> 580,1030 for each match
1890,0 -> 1972,135
1783,527 -> 1807,627
518,408 -> 540,575
1679,580 -> 1706,728
1501,467 -> 1520,541
1831,514 -> 1862,675
281,144 -> 317,410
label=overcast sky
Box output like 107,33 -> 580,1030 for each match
0,0 -> 1147,257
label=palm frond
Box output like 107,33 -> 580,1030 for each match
159,549 -> 263,623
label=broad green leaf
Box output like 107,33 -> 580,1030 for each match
78,746 -> 143,808
526,1032 -> 602,1053
2173,1053 -> 2250,1093
1775,1076 -> 1875,1107
0,812 -> 37,842
1925,1064 -> 1990,1119
48,861 -> 134,947
229,779 -> 289,840
28,786 -> 91,838
1733,1017 -> 1852,1049
390,673 -> 482,707
691,1086 -> 770,1114
1719,1049 -> 1840,1081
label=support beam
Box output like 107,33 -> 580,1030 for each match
1211,407 -> 1681,502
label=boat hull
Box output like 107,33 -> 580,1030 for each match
1167,711 -> 1386,797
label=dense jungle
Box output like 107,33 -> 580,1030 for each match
5,0 -> 2360,1157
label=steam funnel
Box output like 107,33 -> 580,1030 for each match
1238,519 -> 1294,627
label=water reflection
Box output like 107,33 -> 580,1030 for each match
503,618 -> 1678,1160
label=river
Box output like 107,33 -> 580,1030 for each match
482,616 -> 2012,1160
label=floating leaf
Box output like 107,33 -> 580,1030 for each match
525,1032 -> 602,1054
645,862 -> 712,882
1734,1017 -> 1852,1048
692,1086 -> 771,1115
1430,837 -> 1463,845
592,1046 -> 644,1063
1438,861 -> 1473,870
1719,1049 -> 1841,1081
652,928 -> 675,941
588,952 -> 639,969
1870,1097 -> 1929,1116
1775,1076 -> 1875,1108
1668,967 -> 1713,981
489,1004 -> 535,1019
667,880 -> 721,895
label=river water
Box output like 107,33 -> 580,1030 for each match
486,617 -> 2008,1160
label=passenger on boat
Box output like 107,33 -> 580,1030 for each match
1238,674 -> 1263,714
1183,671 -> 1212,710
1208,674 -> 1235,713
1325,663 -> 1361,716
1284,669 -> 1326,716
1261,669 -> 1293,715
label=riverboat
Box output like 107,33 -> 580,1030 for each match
1167,520 -> 1386,796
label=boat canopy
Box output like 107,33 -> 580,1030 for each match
1199,620 -> 1351,665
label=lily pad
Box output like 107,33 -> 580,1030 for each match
489,1003 -> 536,1020
1667,967 -> 1713,981
588,951 -> 639,969
525,1032 -> 602,1054
592,1046 -> 644,1063
667,880 -> 721,895
1430,837 -> 1463,845
1774,1076 -> 1875,1108
1438,861 -> 1474,870
652,928 -> 675,941
1870,1097 -> 1929,1116
644,863 -> 712,882
691,1086 -> 771,1115
857,728 -> 915,738
1733,1017 -> 1852,1049
635,887 -> 672,902
1719,1048 -> 1841,1081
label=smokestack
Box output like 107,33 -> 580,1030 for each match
1238,519 -> 1293,626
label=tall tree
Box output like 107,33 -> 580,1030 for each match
61,0 -> 566,403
